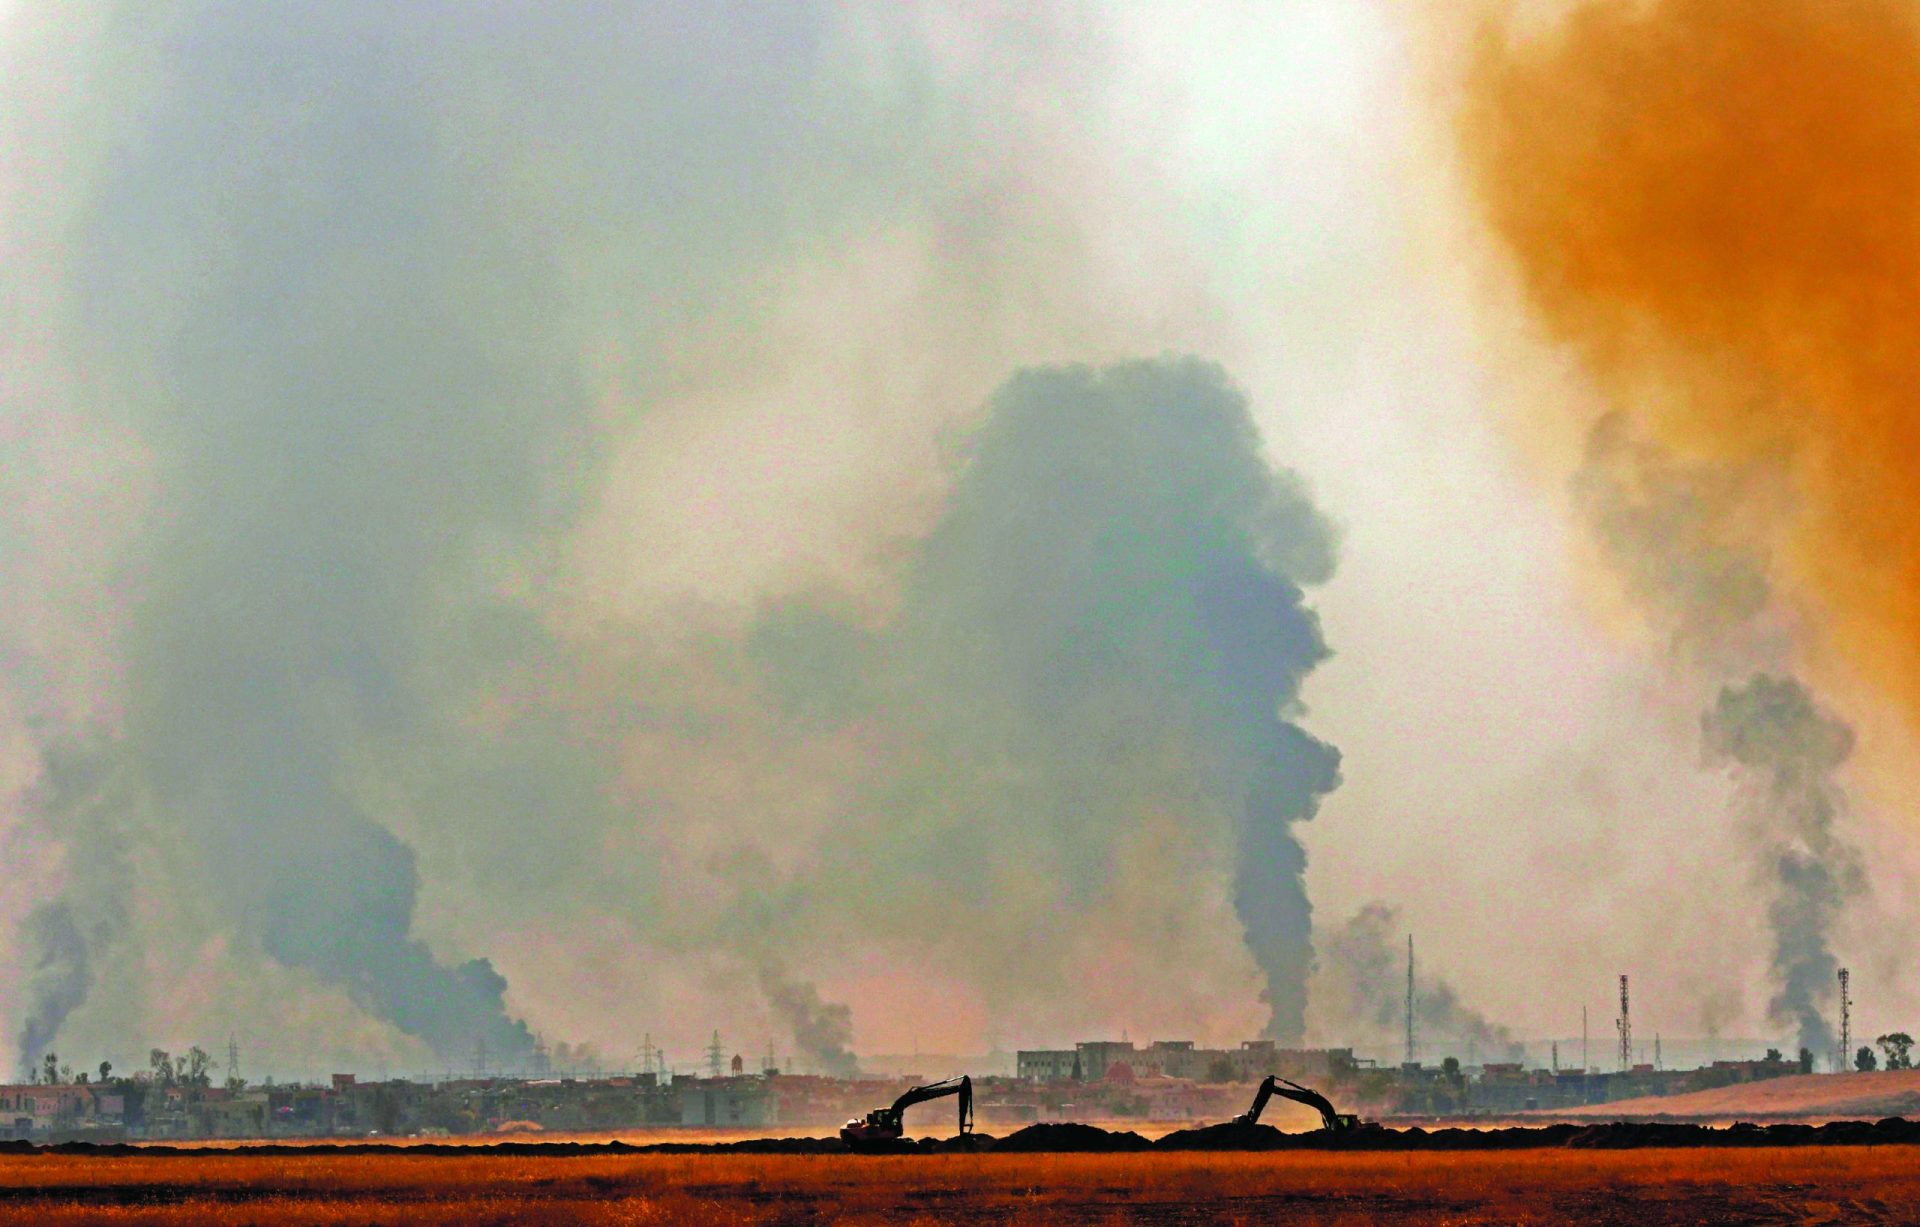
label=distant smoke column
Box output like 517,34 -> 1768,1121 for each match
31,4 -> 639,1062
758,963 -> 858,1077
1314,902 -> 1523,1060
1201,517 -> 1343,1041
1573,418 -> 1863,1052
898,359 -> 1342,1042
1701,675 -> 1861,1055
14,902 -> 88,1075
1216,680 -> 1341,1041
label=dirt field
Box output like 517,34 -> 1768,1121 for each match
1550,1069 -> 1920,1123
4,1146 -> 1920,1224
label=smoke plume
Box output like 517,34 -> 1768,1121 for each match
865,358 -> 1341,1042
0,3 -> 1338,1069
1571,420 -> 1863,1050
1701,676 -> 1862,1055
15,903 -> 88,1075
1455,0 -> 1895,1054
1313,902 -> 1522,1063
759,963 -> 858,1077
1460,0 -> 1920,725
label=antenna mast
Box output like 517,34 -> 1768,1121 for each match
1617,975 -> 1631,1071
1839,967 -> 1852,1072
1404,934 -> 1416,1067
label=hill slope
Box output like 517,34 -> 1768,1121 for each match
1553,1070 -> 1920,1121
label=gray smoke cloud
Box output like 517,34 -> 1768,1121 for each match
1,0 -> 1029,1069
1574,414 -> 1862,1055
15,903 -> 88,1076
1701,675 -> 1862,1056
864,358 -> 1341,1041
1313,902 -> 1523,1062
759,962 -> 858,1077
0,3 -> 1339,1067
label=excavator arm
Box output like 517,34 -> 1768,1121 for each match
888,1075 -> 973,1134
1234,1075 -> 1344,1131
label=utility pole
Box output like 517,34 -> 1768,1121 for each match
1404,934 -> 1416,1067
1581,1006 -> 1588,1073
226,1035 -> 240,1088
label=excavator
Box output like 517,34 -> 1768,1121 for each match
840,1075 -> 973,1146
1233,1075 -> 1368,1132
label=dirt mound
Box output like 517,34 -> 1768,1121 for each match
993,1123 -> 1152,1152
926,1132 -> 998,1153
39,1115 -> 1920,1156
1154,1122 -> 1288,1150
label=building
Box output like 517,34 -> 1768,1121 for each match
1074,1042 -> 1140,1082
1015,1050 -> 1078,1082
678,1078 -> 778,1127
0,1084 -> 94,1139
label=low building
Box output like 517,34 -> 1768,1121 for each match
0,1084 -> 94,1138
679,1077 -> 778,1127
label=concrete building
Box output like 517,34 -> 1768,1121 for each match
1015,1050 -> 1078,1082
1074,1041 -> 1140,1082
678,1077 -> 778,1127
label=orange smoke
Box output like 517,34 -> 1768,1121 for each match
1458,0 -> 1920,715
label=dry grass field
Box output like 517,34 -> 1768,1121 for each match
2,1145 -> 1918,1225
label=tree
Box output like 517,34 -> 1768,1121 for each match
1204,1058 -> 1236,1084
1797,1047 -> 1813,1075
98,1061 -> 112,1084
1764,1048 -> 1783,1064
1878,1033 -> 1914,1071
42,1053 -> 58,1085
150,1049 -> 175,1088
1857,1046 -> 1878,1072
184,1047 -> 212,1089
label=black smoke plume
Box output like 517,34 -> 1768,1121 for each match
880,358 -> 1341,1040
1575,416 -> 1862,1056
1701,675 -> 1862,1056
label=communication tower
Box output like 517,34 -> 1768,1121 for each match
706,1030 -> 725,1079
1839,967 -> 1852,1072
1616,975 -> 1631,1072
1404,934 -> 1416,1067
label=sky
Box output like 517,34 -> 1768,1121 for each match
1,0 -> 1914,1077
